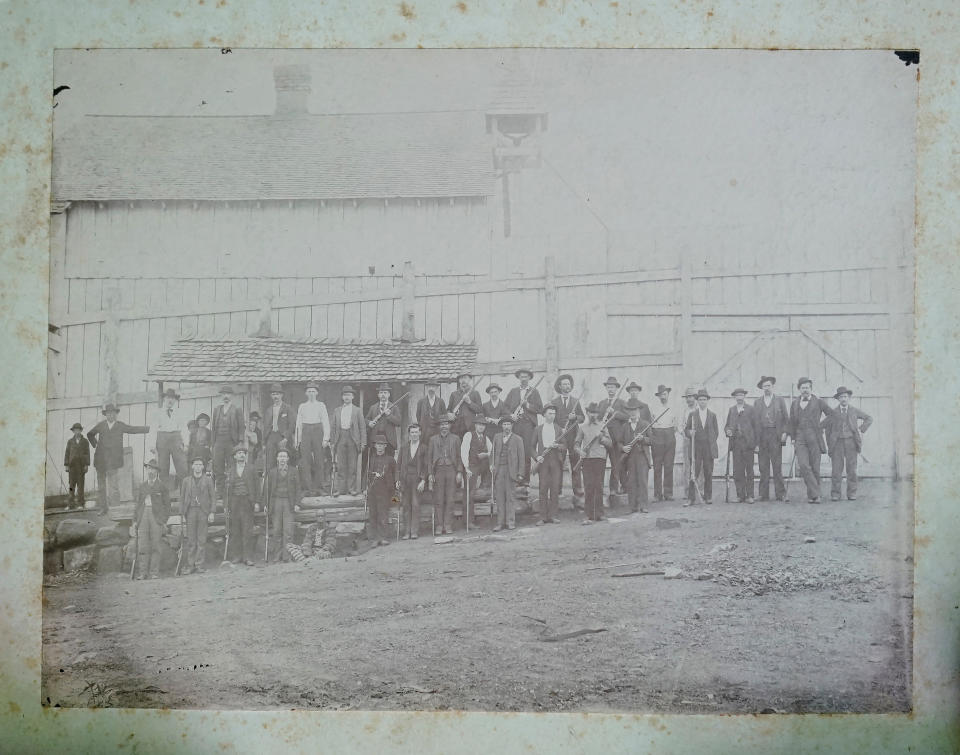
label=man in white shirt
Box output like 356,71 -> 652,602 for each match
650,384 -> 678,501
152,387 -> 188,491
533,404 -> 563,525
330,385 -> 366,497
296,380 -> 331,496
461,417 -> 493,525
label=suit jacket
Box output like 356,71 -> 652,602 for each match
212,403 -> 244,446
448,389 -> 482,437
330,403 -> 367,449
724,405 -> 758,449
596,397 -> 629,444
180,474 -> 216,516
552,394 -> 586,437
134,478 -> 170,527
789,396 -> 830,453
481,399 -> 511,440
618,418 -> 654,465
504,385 -> 543,427
265,466 -> 302,509
821,405 -> 873,454
369,452 -> 398,493
685,409 -> 720,459
398,440 -> 428,485
263,402 -> 295,444
87,420 -> 150,472
416,394 -> 447,438
533,423 -> 565,460
428,433 -> 463,474
492,432 -> 524,482
366,402 -> 402,450
225,461 -> 261,507
64,436 -> 90,468
752,394 -> 789,439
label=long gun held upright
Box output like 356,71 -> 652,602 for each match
571,378 -> 631,473
371,391 -> 412,425
511,375 -> 546,421
130,513 -> 140,580
261,471 -> 269,563
221,483 -> 231,564
618,406 -> 671,464
450,376 -> 486,417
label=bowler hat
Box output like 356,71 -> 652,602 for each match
541,403 -> 557,414
833,386 -> 853,399
498,416 -> 514,425
554,373 -> 574,393
196,412 -> 210,422
305,381 -> 320,392
219,385 -> 234,395
457,373 -> 473,382
797,377 -> 813,389
625,398 -> 643,410
655,384 -> 671,396
341,385 -> 355,395
189,454 -> 206,465
70,422 -> 83,431
757,376 -> 776,389
625,382 -> 642,393
372,433 -> 388,445
438,415 -> 452,425
586,402 -> 600,414
514,368 -> 534,379
425,378 -> 440,387
249,411 -> 261,421
162,388 -> 180,401
377,383 -> 391,393
731,388 -> 747,397
696,389 -> 711,400
143,458 -> 160,471
232,443 -> 247,455
269,383 -> 284,394
102,403 -> 119,415
486,383 -> 503,394
603,376 -> 620,388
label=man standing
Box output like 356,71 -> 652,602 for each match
533,404 -> 564,525
366,383 -> 402,456
179,455 -> 215,574
132,459 -> 170,580
262,384 -> 295,472
428,416 -> 462,535
576,403 -> 613,523
296,380 -> 332,496
211,386 -> 244,497
367,434 -> 398,547
823,387 -> 873,501
448,373 -> 482,439
225,444 -> 260,566
596,377 -> 628,496
331,386 -> 366,497
619,397 -> 654,514
265,447 -> 302,562
398,423 -> 428,539
491,417 -> 524,531
724,389 -> 758,503
680,387 -> 700,503
87,404 -> 150,515
788,378 -> 830,503
152,388 -> 188,493
481,383 -> 510,442
504,368 -> 543,484
64,422 -> 90,509
189,413 -> 212,474
685,390 -> 719,504
753,376 -> 789,502
416,379 -> 446,444
552,373 -> 585,498
650,384 -> 679,501
461,416 -> 493,524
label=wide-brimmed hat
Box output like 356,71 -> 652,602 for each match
162,388 -> 180,401
655,384 -> 671,396
274,447 -> 291,459
586,402 -> 600,414
625,398 -> 644,410
143,458 -> 160,471
372,433 -> 388,445
70,422 -> 83,431
376,382 -> 391,393
305,381 -> 320,392
196,412 -> 210,422
541,403 -> 557,414
696,389 -> 711,400
189,454 -> 206,465
102,403 -> 119,415
682,385 -> 699,398
554,373 -> 574,393
625,382 -> 642,393
474,416 -> 488,425
486,383 -> 502,394
219,385 -> 234,395
249,411 -> 261,421
514,368 -> 534,379
269,383 -> 284,394
425,378 -> 440,387
341,385 -> 355,396
602,376 -> 620,388
834,386 -> 853,399
232,443 -> 247,455
731,388 -> 748,397
756,376 -> 776,389
438,415 -> 452,425
498,416 -> 514,425
457,372 -> 473,382
797,377 -> 813,389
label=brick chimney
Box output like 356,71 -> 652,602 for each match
273,64 -> 311,117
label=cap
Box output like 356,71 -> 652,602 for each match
486,383 -> 503,394
219,385 -> 234,395
70,422 -> 83,431
756,376 -> 776,390
655,384 -> 671,396
102,403 -> 119,415
797,377 -> 813,389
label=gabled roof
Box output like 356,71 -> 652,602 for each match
53,111 -> 495,202
147,337 -> 478,384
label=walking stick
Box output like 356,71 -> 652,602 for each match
221,484 -> 231,564
465,473 -> 470,533
724,448 -> 731,503
175,508 -> 185,576
130,514 -> 140,580
261,472 -> 269,563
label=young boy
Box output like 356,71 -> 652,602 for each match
367,434 -> 397,547
64,422 -> 90,509
189,413 -> 213,475
133,459 -> 170,580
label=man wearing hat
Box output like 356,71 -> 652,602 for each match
428,415 -> 463,534
533,404 -> 564,524
151,387 -> 188,492
461,416 -> 493,513
650,385 -> 681,501
367,383 -> 402,456
331,385 -> 366,496
504,369 -> 544,484
822,387 -> 873,501
753,376 -> 789,501
211,385 -> 245,497
481,382 -> 510,442
367,433 -> 398,546
244,411 -> 264,475
263,384 -> 295,473
398,423 -> 428,539
725,389 -> 759,503
296,380 -> 332,496
132,458 -> 170,579
788,378 -> 831,503
416,379 -> 446,444
87,404 -> 150,515
680,387 -> 700,501
552,373 -> 585,498
63,422 -> 90,509
447,373 -> 483,439
618,397 -> 654,513
684,390 -> 719,503
575,403 -> 613,522
188,413 -> 213,474
596,377 -> 628,496
179,455 -> 215,574
491,416 -> 525,530
225,444 -> 260,565
265,447 -> 302,561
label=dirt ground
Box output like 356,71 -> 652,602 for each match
41,478 -> 913,713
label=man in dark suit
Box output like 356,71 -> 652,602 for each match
503,368 -> 543,484
596,376 -> 628,495
64,422 -> 90,509
398,423 -> 428,539
416,379 -> 446,443
428,416 -> 463,535
822,386 -> 873,501
330,385 -> 366,496
788,377 -> 831,503
211,385 -> 245,497
724,389 -> 758,503
552,373 -> 586,498
533,404 -> 564,525
366,383 -> 402,455
132,459 -> 170,580
491,416 -> 525,531
753,376 -> 790,501
685,390 -> 719,503
481,383 -> 510,442
225,444 -> 260,566
263,383 -> 295,471
619,397 -> 654,513
447,373 -> 482,439
264,447 -> 302,563
87,404 -> 150,514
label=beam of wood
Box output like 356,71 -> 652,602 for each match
401,261 -> 417,341
544,256 -> 559,377
797,327 -> 865,383
679,250 -> 692,364
45,383 -> 240,412
610,302 -> 898,317
472,351 -> 683,375
700,330 -> 779,387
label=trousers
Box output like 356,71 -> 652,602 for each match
433,465 -> 457,532
183,505 -> 208,569
367,483 -> 391,541
731,443 -> 755,500
96,467 -> 120,513
622,450 -> 650,511
226,495 -> 255,562
689,444 -> 714,501
582,458 -> 605,520
538,453 -> 562,521
560,433 -> 583,495
795,441 -> 822,500
156,431 -> 187,489
334,436 -> 359,494
400,478 -> 421,537
515,420 -> 536,482
299,423 -> 330,493
493,466 -> 517,528
68,465 -> 86,504
650,428 -> 676,499
830,437 -> 859,498
212,435 -> 233,494
270,496 -> 295,561
136,510 -> 164,578
757,427 -> 786,500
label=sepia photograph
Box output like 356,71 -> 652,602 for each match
41,48 -> 916,714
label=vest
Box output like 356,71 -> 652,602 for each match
468,432 -> 487,468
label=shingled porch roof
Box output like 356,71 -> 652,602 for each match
147,337 -> 478,384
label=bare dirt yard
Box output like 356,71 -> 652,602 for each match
42,479 -> 913,713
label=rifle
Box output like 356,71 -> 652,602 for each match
130,512 -> 140,580
530,415 -> 583,474
175,509 -> 185,576
261,471 -> 269,563
221,481 -> 231,564
510,375 -> 546,422
571,378 -> 631,472
724,448 -> 731,503
687,424 -> 704,504
369,391 -> 412,428
450,376 -> 485,418
618,407 -> 671,465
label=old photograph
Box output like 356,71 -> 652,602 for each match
42,48 -> 915,713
